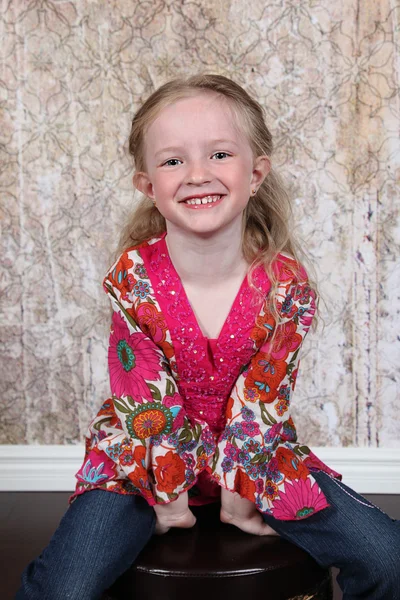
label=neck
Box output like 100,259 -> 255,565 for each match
164,219 -> 249,285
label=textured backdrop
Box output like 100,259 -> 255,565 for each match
1,0 -> 399,448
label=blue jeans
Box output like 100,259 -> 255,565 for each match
16,471 -> 400,600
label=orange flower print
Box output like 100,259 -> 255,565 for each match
133,445 -> 146,464
159,340 -> 175,360
226,396 -> 234,419
128,464 -> 152,499
251,313 -> 275,347
290,365 -> 299,390
196,453 -> 208,470
154,451 -> 186,494
107,253 -> 137,301
234,468 -> 256,501
245,355 -> 287,403
126,403 -> 173,440
119,445 -> 136,467
264,479 -> 279,502
276,447 -> 309,481
136,302 -> 168,345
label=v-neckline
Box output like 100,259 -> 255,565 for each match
160,235 -> 249,345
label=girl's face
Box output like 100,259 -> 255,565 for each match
134,93 -> 270,237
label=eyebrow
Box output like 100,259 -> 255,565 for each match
154,139 -> 239,158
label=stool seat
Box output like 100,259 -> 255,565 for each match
107,502 -> 333,600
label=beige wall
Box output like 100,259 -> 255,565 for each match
1,1 -> 399,447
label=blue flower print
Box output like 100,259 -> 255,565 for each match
245,464 -> 259,480
281,293 -> 294,316
81,459 -> 110,484
178,440 -> 197,453
134,264 -> 148,279
133,280 -> 150,299
221,457 -> 234,472
237,450 -> 251,466
241,407 -> 255,422
185,470 -> 196,485
231,423 -> 247,441
243,439 -> 261,454
105,442 -> 124,461
150,434 -> 163,446
201,428 -> 215,444
167,432 -> 179,447
220,426 -> 232,441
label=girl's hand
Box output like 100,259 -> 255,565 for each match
153,491 -> 197,535
220,487 -> 280,537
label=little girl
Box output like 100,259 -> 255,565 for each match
17,74 -> 399,599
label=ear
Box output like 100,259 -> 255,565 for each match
250,156 -> 271,190
132,171 -> 155,199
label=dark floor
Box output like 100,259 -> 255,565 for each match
1,492 -> 399,600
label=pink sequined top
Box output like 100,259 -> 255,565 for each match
71,232 -> 342,521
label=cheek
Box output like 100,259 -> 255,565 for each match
153,173 -> 177,194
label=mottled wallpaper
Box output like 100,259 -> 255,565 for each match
1,1 -> 399,448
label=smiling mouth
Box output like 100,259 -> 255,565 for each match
181,194 -> 224,206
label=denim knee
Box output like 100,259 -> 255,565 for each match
17,559 -> 107,600
337,526 -> 400,599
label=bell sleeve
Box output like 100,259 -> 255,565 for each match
208,264 -> 340,520
74,277 -> 216,507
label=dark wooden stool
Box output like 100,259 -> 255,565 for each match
106,502 -> 333,600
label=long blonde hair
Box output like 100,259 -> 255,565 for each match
118,73 -> 323,341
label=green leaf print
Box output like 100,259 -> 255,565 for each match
196,444 -> 205,457
260,403 -> 277,426
147,383 -> 162,402
113,398 -> 130,414
178,428 -> 193,443
165,378 -> 176,397
211,446 -> 220,471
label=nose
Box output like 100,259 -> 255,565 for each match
185,159 -> 212,186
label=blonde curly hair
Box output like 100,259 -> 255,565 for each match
117,73 -> 323,341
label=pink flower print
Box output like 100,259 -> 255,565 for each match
224,442 -> 239,460
271,477 -> 329,520
76,450 -> 116,485
261,320 -> 302,361
163,392 -> 185,430
241,421 -> 261,437
298,302 -> 316,330
264,422 -> 283,443
255,478 -> 264,494
109,311 -> 161,402
303,450 -> 342,479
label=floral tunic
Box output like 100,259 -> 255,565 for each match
71,231 -> 342,521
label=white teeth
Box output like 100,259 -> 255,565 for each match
184,195 -> 221,205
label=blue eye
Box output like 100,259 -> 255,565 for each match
163,158 -> 182,166
212,152 -> 230,160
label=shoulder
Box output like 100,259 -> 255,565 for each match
103,234 -> 164,298
273,251 -> 309,284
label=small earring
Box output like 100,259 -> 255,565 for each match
251,188 -> 257,196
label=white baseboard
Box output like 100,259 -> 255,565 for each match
0,445 -> 399,494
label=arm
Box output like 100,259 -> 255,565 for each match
210,262 -> 325,520
92,275 -> 216,509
